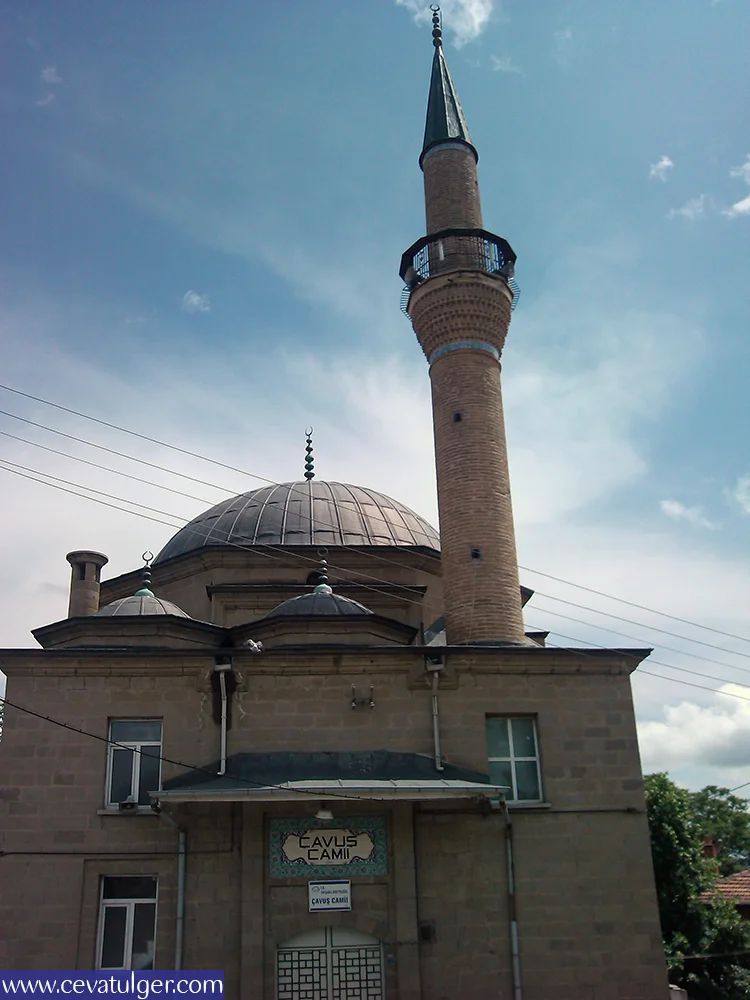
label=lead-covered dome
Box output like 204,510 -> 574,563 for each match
155,481 -> 440,563
95,594 -> 190,618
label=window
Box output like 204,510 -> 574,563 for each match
486,717 -> 542,802
106,720 -> 162,808
97,876 -> 157,970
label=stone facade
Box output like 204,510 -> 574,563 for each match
0,562 -> 669,997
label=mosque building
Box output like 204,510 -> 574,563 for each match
0,11 -> 671,1000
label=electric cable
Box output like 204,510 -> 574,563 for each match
0,695 -> 426,806
534,630 -> 750,701
526,625 -> 750,701
3,383 -> 748,672
520,564 -> 750,646
0,461 -> 432,611
0,428 -> 216,505
529,591 -> 750,661
3,456 -> 746,687
531,602 -> 750,678
3,381 -> 748,651
0,458 -> 191,522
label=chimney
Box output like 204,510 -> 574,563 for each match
65,550 -> 109,617
702,835 -> 719,859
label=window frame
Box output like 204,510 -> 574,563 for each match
105,719 -> 162,810
95,876 -> 158,971
485,715 -> 543,803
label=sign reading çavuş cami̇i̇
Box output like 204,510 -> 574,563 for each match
283,829 -> 374,865
269,817 -> 388,878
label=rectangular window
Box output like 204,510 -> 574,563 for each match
106,720 -> 162,808
97,876 -> 157,970
486,717 -> 542,802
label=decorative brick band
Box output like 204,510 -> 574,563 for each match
429,340 -> 500,367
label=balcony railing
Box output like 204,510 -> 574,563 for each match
399,227 -> 519,313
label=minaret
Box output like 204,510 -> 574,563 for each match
400,8 -> 525,645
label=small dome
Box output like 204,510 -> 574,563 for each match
95,594 -> 190,618
266,590 -> 373,619
154,481 -> 439,563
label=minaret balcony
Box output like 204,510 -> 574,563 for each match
399,227 -> 519,312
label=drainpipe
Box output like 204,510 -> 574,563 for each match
425,655 -> 444,772
502,801 -> 523,1000
154,807 -> 186,971
213,660 -> 232,777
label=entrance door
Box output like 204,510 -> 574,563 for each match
277,927 -> 384,1000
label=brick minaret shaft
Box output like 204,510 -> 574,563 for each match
403,14 -> 525,645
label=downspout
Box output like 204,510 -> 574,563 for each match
154,808 -> 186,971
502,800 -> 523,1000
425,655 -> 444,772
213,661 -> 232,777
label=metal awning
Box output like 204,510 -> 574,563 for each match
153,777 -> 507,803
155,750 -> 506,803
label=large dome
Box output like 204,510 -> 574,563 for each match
155,481 -> 440,563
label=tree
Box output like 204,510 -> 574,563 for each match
690,785 -> 750,877
645,773 -> 750,1000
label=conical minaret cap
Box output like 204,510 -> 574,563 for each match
420,10 -> 477,168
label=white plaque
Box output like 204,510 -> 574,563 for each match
308,880 -> 352,912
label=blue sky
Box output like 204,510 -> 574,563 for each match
1,0 -> 749,790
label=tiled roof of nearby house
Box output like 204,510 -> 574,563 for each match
706,869 -> 750,906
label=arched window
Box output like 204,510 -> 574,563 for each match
277,926 -> 383,1000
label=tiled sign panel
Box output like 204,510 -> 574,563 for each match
269,817 -> 388,878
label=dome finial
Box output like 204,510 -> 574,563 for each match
304,427 -> 315,481
313,547 -> 333,595
134,550 -> 155,597
430,4 -> 442,48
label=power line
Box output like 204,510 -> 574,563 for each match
531,591 -> 750,662
4,450 -> 748,683
0,428 -> 216,504
0,383 -> 265,483
520,564 -> 750,647
0,695 -> 408,805
0,405 -> 449,599
526,624 -> 750,702
0,458 -> 190,522
0,461 -> 432,614
532,602 -> 750,678
2,382 -> 748,664
0,462 -> 183,530
0,407 -> 237,494
4,380 -> 749,650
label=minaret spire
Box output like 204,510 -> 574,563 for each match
421,6 -> 477,169
303,428 -> 315,481
400,8 -> 525,646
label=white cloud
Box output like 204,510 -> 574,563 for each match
723,156 -> 750,218
35,93 -> 55,108
660,499 -> 718,531
41,66 -> 62,84
649,155 -> 674,182
639,685 -> 750,772
395,0 -> 494,47
667,194 -> 707,221
491,54 -> 522,75
180,290 -> 210,314
734,475 -> 750,514
724,194 -> 750,219
730,157 -> 750,186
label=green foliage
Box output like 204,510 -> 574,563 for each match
690,786 -> 750,877
645,773 -> 750,1000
